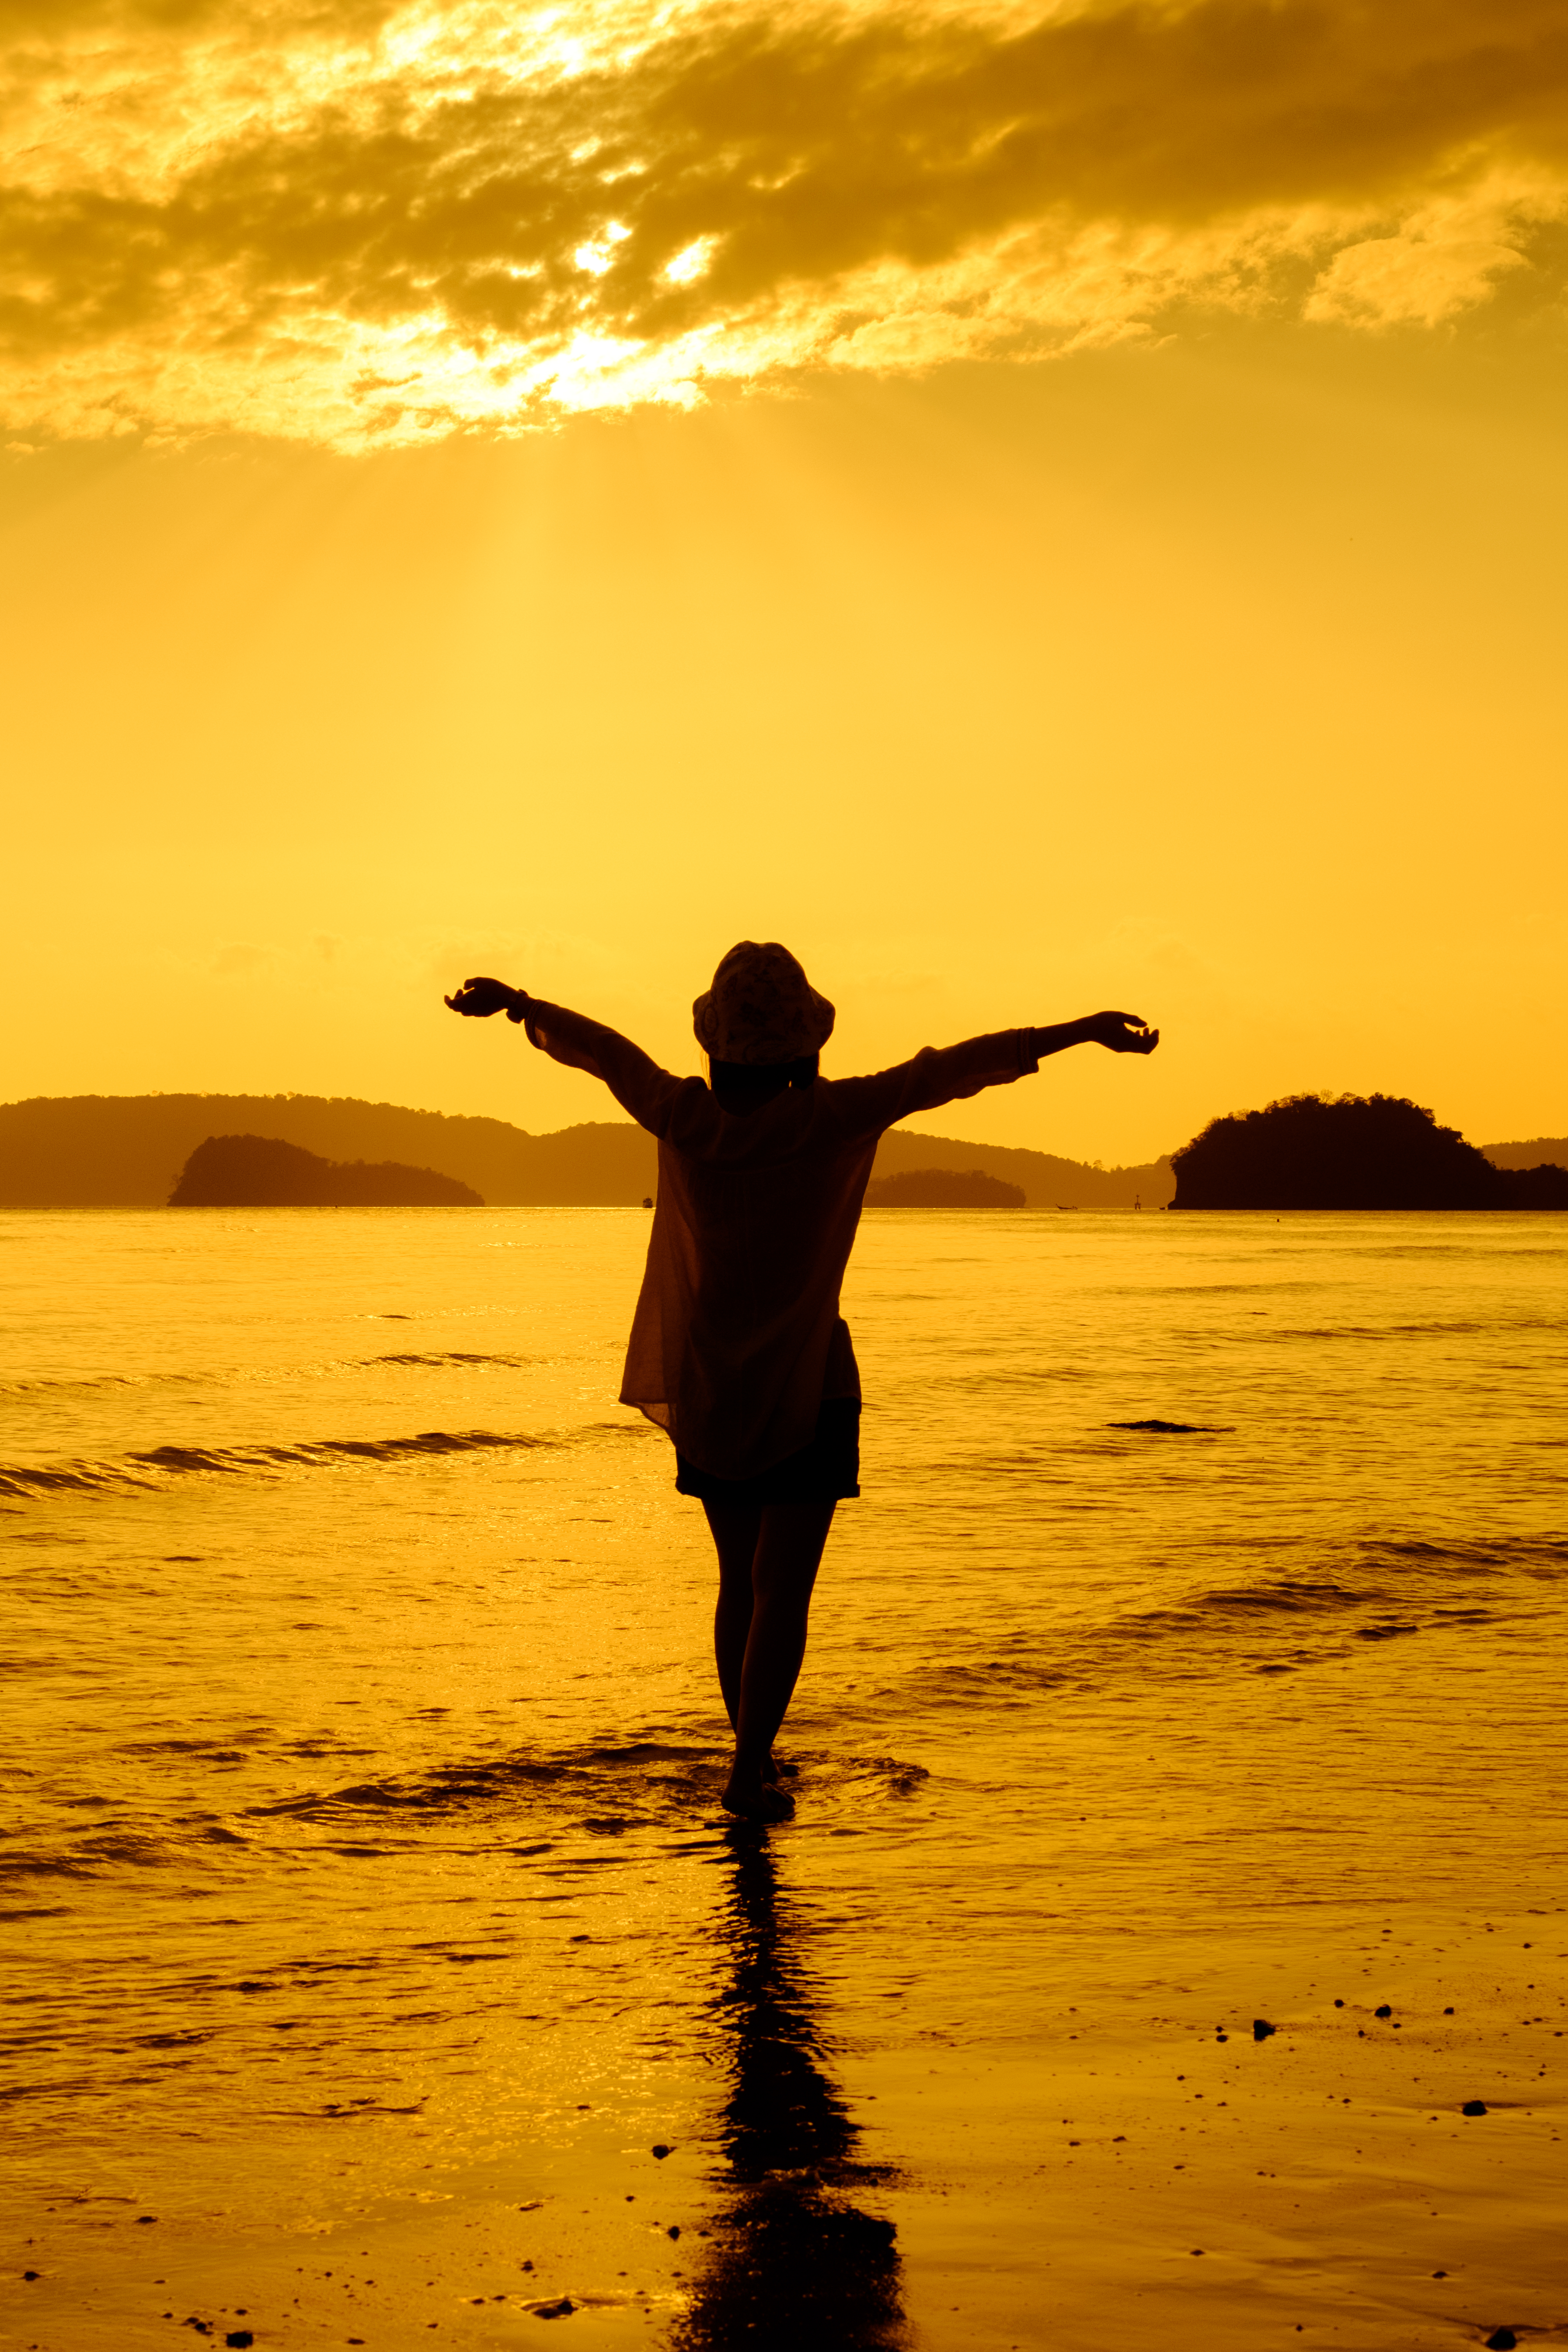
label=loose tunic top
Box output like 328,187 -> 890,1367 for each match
523,1000 -> 1042,1479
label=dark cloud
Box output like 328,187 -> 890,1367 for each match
3,0 -> 1566,443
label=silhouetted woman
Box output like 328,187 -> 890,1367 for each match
447,944 -> 1157,1820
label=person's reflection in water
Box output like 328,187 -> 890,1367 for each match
672,1829 -> 906,2351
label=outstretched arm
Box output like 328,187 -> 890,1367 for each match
445,975 -> 619,1083
826,1012 -> 1158,1140
446,982 -> 1157,1060
1031,1011 -> 1159,1058
444,975 -> 693,1132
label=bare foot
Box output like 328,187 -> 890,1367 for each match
722,1770 -> 795,1822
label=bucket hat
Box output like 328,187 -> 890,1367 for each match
692,941 -> 836,1065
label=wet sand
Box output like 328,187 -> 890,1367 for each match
867,1899 -> 1565,2351
10,1883 -> 1563,2351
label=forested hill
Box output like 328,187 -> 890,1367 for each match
169,1135 -> 483,1208
1484,1135 -> 1568,1170
1171,1095 -> 1568,1210
0,1094 -> 653,1207
868,1124 -> 1172,1206
0,1092 -> 1173,1208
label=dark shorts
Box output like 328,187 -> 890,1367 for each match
676,1398 -> 861,1506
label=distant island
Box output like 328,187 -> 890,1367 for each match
870,1125 -> 1171,1208
1171,1094 -> 1568,1210
169,1135 -> 484,1208
8,1086 -> 1561,1213
864,1167 -> 1026,1208
0,1094 -> 653,1209
0,1091 -> 1174,1208
1485,1133 -> 1568,1170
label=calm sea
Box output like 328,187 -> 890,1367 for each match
3,1207 -> 1565,2349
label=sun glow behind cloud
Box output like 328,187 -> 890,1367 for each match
4,0 -> 1568,451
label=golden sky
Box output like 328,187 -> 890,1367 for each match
3,0 -> 1566,1160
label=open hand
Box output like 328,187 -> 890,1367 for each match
444,976 -> 526,1021
1084,1010 -> 1159,1054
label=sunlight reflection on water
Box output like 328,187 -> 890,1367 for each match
2,1208 -> 1565,2346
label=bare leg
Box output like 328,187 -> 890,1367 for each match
703,1498 -> 836,1821
705,1499 -> 764,1738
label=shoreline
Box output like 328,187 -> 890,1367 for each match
10,1892 -> 1563,2351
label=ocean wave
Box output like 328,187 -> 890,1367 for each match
246,1738 -> 725,1827
1258,1316 -> 1563,1342
1365,1532 -> 1568,1577
370,1350 -> 536,1369
3,1742 -> 725,1882
5,1735 -> 877,1883
904,1537 -> 1559,1707
1119,1541 -> 1554,1647
0,1348 -> 537,1401
0,1838 -> 169,1884
235,1739 -> 930,1844
0,1427 -> 558,1499
1177,1575 -> 1378,1616
0,1369 -> 206,1399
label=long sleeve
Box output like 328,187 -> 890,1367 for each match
819,1030 -> 1040,1146
522,999 -> 699,1134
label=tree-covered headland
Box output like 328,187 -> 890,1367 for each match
1171,1094 -> 1568,1210
169,1135 -> 483,1208
864,1167 -> 1026,1208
